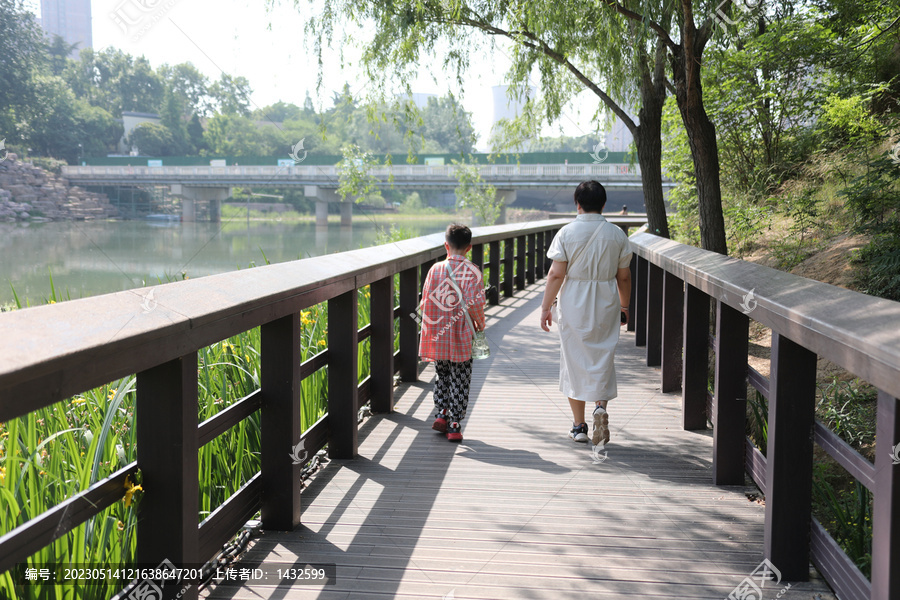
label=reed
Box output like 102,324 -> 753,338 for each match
1,275 -> 376,599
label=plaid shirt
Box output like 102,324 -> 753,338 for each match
418,255 -> 486,362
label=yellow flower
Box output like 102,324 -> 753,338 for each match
117,520 -> 125,531
71,398 -> 86,405
317,340 -> 326,347
301,311 -> 311,319
123,475 -> 143,508
107,388 -> 117,399
0,466 -> 6,482
49,300 -> 56,304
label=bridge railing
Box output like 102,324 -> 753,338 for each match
629,233 -> 900,600
0,219 -> 564,599
62,163 -> 641,180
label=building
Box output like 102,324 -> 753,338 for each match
39,0 -> 92,58
118,112 -> 162,155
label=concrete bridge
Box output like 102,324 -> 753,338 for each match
62,163 -> 672,224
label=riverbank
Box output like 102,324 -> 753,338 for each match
0,155 -> 118,221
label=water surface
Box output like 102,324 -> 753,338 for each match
0,217 -> 452,306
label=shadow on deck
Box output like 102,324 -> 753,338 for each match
203,282 -> 835,600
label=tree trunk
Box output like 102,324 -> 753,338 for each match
633,56 -> 670,238
671,43 -> 729,255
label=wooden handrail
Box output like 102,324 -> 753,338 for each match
630,233 -> 899,600
0,219 -> 568,599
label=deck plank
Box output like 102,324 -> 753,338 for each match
204,284 -> 836,600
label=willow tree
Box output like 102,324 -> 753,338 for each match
292,0 -> 673,239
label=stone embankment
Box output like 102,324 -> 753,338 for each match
0,154 -> 118,222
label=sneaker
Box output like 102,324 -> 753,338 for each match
432,409 -> 449,433
592,406 -> 610,446
447,422 -> 463,442
569,423 -> 588,442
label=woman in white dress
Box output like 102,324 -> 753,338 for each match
540,181 -> 633,447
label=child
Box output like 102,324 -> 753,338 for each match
418,223 -> 486,442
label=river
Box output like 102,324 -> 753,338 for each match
0,217 -> 453,306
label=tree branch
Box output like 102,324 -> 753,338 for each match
450,15 -> 639,133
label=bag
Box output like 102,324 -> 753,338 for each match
444,261 -> 490,360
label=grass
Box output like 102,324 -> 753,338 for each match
745,378 -> 875,578
0,273 -> 375,600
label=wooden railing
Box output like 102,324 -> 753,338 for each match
0,220 -> 565,599
628,233 -> 900,600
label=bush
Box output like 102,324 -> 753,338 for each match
28,156 -> 68,173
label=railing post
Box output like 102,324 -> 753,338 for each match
471,243 -> 485,274
872,390 -> 900,600
399,267 -> 418,382
136,354 -> 199,597
661,271 -> 684,392
646,262 -> 663,367
370,276 -> 394,413
503,238 -> 514,298
515,235 -> 526,291
489,240 -> 500,305
420,259 -> 436,297
328,288 -> 359,459
534,231 -> 544,279
712,300 -> 749,485
682,284 -> 710,430
526,234 -> 536,284
627,255 -> 636,332
765,333 -> 816,581
635,256 -> 647,346
260,314 -> 302,531
543,230 -> 553,273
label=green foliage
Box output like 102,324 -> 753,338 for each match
336,144 -> 380,204
661,97 -> 700,246
724,197 -> 772,258
747,383 -> 874,577
0,0 -> 44,137
706,13 -> 835,193
203,114 -> 275,156
452,158 -> 499,226
27,156 -> 68,174
813,467 -> 873,578
770,188 -> 823,269
816,378 -> 877,449
128,122 -> 176,157
819,95 -> 883,149
853,228 -> 900,301
208,73 -> 253,117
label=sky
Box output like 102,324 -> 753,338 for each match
29,0 -> 607,151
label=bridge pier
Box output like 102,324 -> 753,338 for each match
340,201 -> 353,227
496,189 -> 515,224
306,186 -> 343,227
171,185 -> 231,222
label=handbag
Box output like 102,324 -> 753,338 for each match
444,261 -> 490,360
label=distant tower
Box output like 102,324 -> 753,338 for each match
40,0 -> 92,58
491,85 -> 535,149
409,93 -> 438,109
491,85 -> 534,126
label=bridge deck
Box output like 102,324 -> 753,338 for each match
203,282 -> 835,600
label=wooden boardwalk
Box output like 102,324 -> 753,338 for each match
204,282 -> 836,600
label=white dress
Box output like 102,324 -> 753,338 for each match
547,214 -> 633,402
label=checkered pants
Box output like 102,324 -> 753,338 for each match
433,359 -> 473,423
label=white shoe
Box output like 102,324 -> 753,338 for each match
591,406 -> 609,446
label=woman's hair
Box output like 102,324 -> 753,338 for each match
574,180 -> 607,213
446,223 -> 472,249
